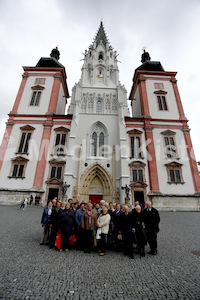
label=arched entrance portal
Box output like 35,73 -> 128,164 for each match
78,162 -> 114,203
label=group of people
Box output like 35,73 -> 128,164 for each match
20,195 -> 41,210
40,198 -> 160,258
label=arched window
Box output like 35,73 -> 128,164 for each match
99,53 -> 104,60
89,122 -> 108,158
92,132 -> 97,156
99,132 -> 104,157
96,100 -> 102,113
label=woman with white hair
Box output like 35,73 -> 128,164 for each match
97,207 -> 111,256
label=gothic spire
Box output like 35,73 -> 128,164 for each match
94,20 -> 109,48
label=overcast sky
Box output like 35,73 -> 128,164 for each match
0,0 -> 200,161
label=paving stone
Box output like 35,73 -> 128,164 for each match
0,206 -> 200,300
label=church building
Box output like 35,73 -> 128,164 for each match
0,21 -> 199,210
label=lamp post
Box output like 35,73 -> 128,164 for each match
122,184 -> 130,205
61,181 -> 70,202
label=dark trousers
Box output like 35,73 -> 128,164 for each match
41,225 -> 50,244
50,226 -> 58,247
147,230 -> 157,253
76,228 -> 84,250
122,231 -> 133,256
83,230 -> 93,251
113,230 -> 122,251
61,232 -> 70,250
100,233 -> 107,253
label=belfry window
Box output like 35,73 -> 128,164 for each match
99,53 -> 104,60
30,91 -> 41,106
157,95 -> 168,111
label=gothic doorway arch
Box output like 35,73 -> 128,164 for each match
78,162 -> 115,203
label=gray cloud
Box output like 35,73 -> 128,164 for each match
0,0 -> 199,160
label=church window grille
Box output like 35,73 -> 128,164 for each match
35,78 -> 46,85
81,100 -> 87,109
105,99 -> 110,109
88,97 -> 94,111
96,100 -> 102,113
157,95 -> 168,111
112,99 -> 117,110
92,132 -> 97,156
18,132 -> 32,154
154,83 -> 164,89
30,91 -> 41,106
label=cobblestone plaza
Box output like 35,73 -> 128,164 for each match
0,205 -> 199,300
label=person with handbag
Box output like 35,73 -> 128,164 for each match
97,207 -> 111,256
143,201 -> 160,255
81,203 -> 97,253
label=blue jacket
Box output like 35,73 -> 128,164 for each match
58,209 -> 75,233
41,206 -> 52,226
75,208 -> 85,228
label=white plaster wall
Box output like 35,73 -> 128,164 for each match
153,128 -> 195,194
0,123 -> 44,189
132,86 -> 141,118
146,79 -> 180,119
56,84 -> 66,115
41,123 -> 71,192
17,75 -> 54,114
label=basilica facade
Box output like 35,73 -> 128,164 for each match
0,22 -> 199,210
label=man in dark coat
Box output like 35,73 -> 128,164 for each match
112,203 -> 123,251
40,201 -> 53,245
120,206 -> 135,259
58,203 -> 75,252
143,201 -> 160,255
49,202 -> 62,249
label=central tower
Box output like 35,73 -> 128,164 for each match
66,21 -> 130,203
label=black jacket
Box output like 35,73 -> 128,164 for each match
143,207 -> 160,233
50,208 -> 62,227
58,209 -> 75,233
